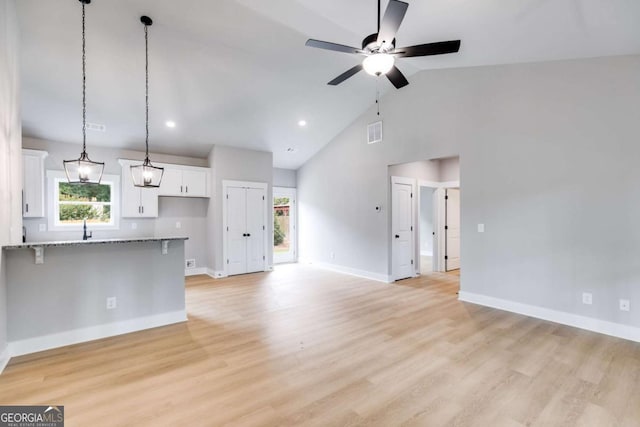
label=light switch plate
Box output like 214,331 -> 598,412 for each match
38,224 -> 46,232
477,224 -> 485,233
582,293 -> 593,305
176,221 -> 182,229
131,223 -> 137,230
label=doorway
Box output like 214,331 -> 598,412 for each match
445,188 -> 461,271
391,176 -> 416,281
273,187 -> 296,264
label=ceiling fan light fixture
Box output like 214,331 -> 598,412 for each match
363,53 -> 395,76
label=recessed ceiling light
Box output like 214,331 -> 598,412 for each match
298,120 -> 307,127
165,120 -> 176,128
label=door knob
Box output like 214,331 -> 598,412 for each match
395,234 -> 400,239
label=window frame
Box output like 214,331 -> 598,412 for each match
46,170 -> 120,231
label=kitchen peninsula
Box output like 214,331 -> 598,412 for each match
3,237 -> 188,356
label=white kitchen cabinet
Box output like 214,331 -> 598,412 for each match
158,164 -> 210,198
22,149 -> 48,218
119,160 -> 159,218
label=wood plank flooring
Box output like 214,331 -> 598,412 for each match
1,264 -> 639,426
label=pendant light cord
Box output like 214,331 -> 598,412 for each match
81,1 -> 87,156
144,23 -> 150,163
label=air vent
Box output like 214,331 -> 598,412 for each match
85,122 -> 106,132
367,120 -> 382,144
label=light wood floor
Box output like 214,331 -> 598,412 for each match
1,265 -> 640,426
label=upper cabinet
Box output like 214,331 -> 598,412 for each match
119,160 -> 158,218
22,149 -> 48,218
157,164 -> 210,198
118,159 -> 211,218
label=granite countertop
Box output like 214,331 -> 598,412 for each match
2,236 -> 189,250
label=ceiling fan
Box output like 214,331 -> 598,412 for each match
305,0 -> 461,89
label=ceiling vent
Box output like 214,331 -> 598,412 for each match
367,120 -> 382,144
85,122 -> 106,132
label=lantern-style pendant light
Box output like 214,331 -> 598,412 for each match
63,0 -> 104,184
131,16 -> 163,188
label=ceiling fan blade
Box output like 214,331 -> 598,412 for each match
306,39 -> 364,55
328,64 -> 363,86
386,65 -> 409,89
394,40 -> 461,58
377,0 -> 409,51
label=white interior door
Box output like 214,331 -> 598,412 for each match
227,186 -> 248,275
446,188 -> 461,271
392,178 -> 415,281
245,187 -> 266,273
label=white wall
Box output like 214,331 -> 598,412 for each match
208,145 -> 273,273
21,137 -> 210,270
298,54 -> 640,330
273,168 -> 297,188
0,0 -> 21,366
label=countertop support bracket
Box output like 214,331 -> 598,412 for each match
33,246 -> 44,264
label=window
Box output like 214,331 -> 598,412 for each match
47,171 -> 120,230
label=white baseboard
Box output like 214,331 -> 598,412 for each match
458,291 -> 640,343
8,310 -> 187,358
307,260 -> 392,283
206,268 -> 227,279
0,345 -> 9,375
185,267 -> 208,277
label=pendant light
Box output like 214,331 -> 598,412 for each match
130,16 -> 164,188
63,0 -> 104,184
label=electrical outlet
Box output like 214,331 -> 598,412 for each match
477,224 -> 485,233
582,293 -> 593,305
106,297 -> 117,310
131,222 -> 137,230
38,223 -> 46,232
185,259 -> 196,269
330,252 -> 335,260
620,299 -> 630,312
176,221 -> 182,229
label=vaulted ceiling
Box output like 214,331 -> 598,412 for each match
16,0 -> 640,168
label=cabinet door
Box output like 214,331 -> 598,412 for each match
182,169 -> 207,197
245,188 -> 265,273
23,155 -> 45,217
139,187 -> 159,217
158,168 -> 183,197
121,166 -> 142,217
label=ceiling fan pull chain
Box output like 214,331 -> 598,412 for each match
376,77 -> 380,116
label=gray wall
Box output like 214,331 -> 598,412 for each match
389,160 -> 439,182
420,187 -> 434,255
273,167 -> 297,188
439,157 -> 460,182
6,240 -> 185,341
208,145 -> 274,272
0,0 -> 21,360
298,54 -> 640,328
22,137 -> 209,270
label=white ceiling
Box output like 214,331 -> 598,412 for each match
16,0 -> 640,169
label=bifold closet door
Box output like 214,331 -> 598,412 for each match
226,186 -> 266,276
245,188 -> 266,273
227,186 -> 248,276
